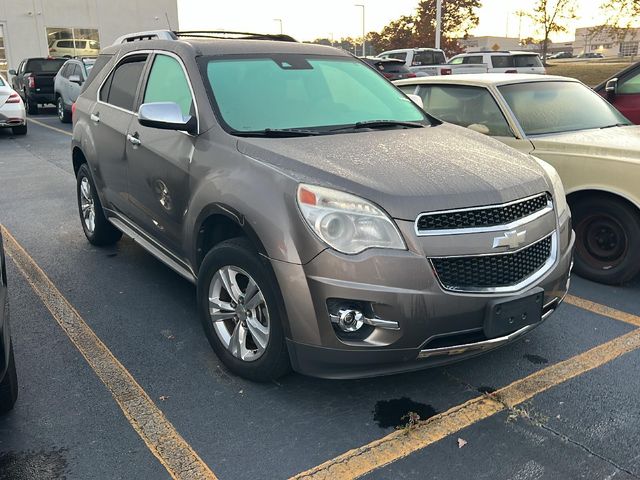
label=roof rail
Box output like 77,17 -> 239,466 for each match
174,31 -> 298,42
112,30 -> 177,45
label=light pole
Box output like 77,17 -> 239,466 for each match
355,4 -> 365,56
274,18 -> 283,35
435,0 -> 442,49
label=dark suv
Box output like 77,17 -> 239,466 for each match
71,30 -> 574,381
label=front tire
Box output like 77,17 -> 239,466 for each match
197,238 -> 290,381
57,96 -> 71,123
76,163 -> 122,246
572,195 -> 640,284
0,342 -> 18,414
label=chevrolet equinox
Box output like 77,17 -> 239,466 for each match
71,30 -> 574,381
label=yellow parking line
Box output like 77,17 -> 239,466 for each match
2,226 -> 217,480
564,294 -> 640,327
27,117 -> 73,136
291,329 -> 640,479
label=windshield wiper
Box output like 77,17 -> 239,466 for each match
234,128 -> 323,137
329,120 -> 425,132
600,123 -> 630,129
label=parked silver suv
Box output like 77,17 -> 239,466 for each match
71,31 -> 574,381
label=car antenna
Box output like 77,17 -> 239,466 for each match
164,12 -> 172,30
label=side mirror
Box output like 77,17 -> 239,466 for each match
407,94 -> 424,109
8,69 -> 16,76
69,74 -> 83,85
605,78 -> 618,98
139,102 -> 196,134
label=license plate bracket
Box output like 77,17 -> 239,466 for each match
484,288 -> 544,338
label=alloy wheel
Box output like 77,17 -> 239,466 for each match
208,266 -> 270,362
80,176 -> 95,233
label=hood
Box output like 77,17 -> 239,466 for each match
530,126 -> 640,162
237,123 -> 550,220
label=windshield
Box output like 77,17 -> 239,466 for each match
203,55 -> 427,133
499,81 -> 631,135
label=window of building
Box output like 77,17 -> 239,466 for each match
0,24 -> 7,79
46,27 -> 100,58
620,42 -> 639,57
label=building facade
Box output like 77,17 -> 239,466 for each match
0,0 -> 179,78
574,26 -> 640,57
459,36 -> 522,53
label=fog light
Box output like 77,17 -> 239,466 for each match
337,309 -> 364,332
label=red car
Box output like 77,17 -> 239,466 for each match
595,61 -> 640,124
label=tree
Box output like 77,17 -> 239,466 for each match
524,0 -> 577,64
594,0 -> 640,53
364,0 -> 481,57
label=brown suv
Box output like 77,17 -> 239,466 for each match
71,30 -> 574,381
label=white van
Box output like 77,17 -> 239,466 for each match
49,39 -> 100,58
448,51 -> 546,74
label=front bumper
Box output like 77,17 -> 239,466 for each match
274,226 -> 574,379
0,103 -> 26,128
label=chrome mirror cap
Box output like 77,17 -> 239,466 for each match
138,102 -> 196,134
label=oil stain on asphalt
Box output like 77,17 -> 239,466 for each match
524,354 -> 549,365
373,397 -> 439,429
0,448 -> 68,480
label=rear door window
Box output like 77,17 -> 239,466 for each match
619,69 -> 640,94
491,56 -> 514,68
462,56 -> 483,65
100,55 -> 147,111
417,84 -> 513,137
514,55 -> 542,67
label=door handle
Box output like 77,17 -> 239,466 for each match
90,113 -> 100,123
127,133 -> 141,146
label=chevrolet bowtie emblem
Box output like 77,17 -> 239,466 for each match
492,230 -> 527,249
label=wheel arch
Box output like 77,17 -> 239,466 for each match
72,146 -> 87,176
566,188 -> 640,215
193,204 -> 269,273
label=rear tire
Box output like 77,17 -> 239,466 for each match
76,163 -> 122,246
25,95 -> 38,115
572,195 -> 640,284
197,238 -> 291,381
57,96 -> 71,123
12,124 -> 27,136
0,342 -> 18,414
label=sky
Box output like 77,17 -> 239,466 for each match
177,0 -> 618,43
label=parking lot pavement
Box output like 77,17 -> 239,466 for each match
1,119 -> 640,479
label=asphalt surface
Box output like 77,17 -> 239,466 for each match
1,111 -> 639,480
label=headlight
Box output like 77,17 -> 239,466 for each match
297,184 -> 406,254
535,158 -> 569,217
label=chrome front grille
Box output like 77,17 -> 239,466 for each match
416,193 -> 551,235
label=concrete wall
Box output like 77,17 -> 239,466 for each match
0,0 -> 178,70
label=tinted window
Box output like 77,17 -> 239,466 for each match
499,81 -> 631,135
24,59 -> 66,73
388,52 -> 407,61
101,57 -> 146,111
463,56 -> 483,65
58,40 -> 74,48
204,55 -> 426,132
85,54 -> 112,88
412,51 -> 444,66
491,56 -> 514,68
619,69 -> 640,94
514,55 -> 542,67
74,40 -> 87,49
417,85 -> 513,137
143,54 -> 194,117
